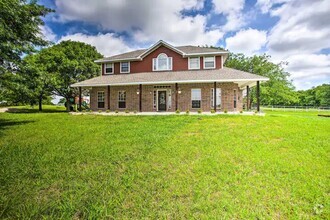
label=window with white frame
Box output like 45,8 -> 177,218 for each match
203,56 -> 215,69
118,91 -> 126,108
211,88 -> 221,108
188,57 -> 200,70
97,91 -> 105,108
153,53 -> 172,71
105,63 -> 113,74
191,89 -> 201,108
120,62 -> 130,73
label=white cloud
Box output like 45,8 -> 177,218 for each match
263,0 -> 330,89
58,33 -> 135,56
225,28 -> 267,55
212,0 -> 246,31
54,0 -> 223,46
256,0 -> 290,14
40,25 -> 57,42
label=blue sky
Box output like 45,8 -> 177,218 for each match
39,0 -> 330,90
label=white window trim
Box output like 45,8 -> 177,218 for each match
221,55 -> 223,69
188,57 -> 200,70
191,88 -> 202,109
104,63 -> 114,75
203,56 -> 216,69
152,53 -> 173,71
120,61 -> 130,74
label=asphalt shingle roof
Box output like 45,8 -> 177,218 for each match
96,45 -> 228,62
71,67 -> 268,87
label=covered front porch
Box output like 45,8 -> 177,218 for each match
72,67 -> 268,113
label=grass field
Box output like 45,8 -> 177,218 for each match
0,106 -> 329,219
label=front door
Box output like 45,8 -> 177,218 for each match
158,91 -> 166,111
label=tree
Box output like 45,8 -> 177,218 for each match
225,53 -> 299,106
0,0 -> 53,103
297,84 -> 330,106
33,41 -> 102,111
18,53 -> 54,111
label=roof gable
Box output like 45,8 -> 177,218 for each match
139,40 -> 185,58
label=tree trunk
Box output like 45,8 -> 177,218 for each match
38,95 -> 42,111
66,97 -> 71,112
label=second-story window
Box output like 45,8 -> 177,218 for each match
188,57 -> 200,70
105,63 -> 113,74
153,53 -> 172,71
120,62 -> 130,73
203,56 -> 216,69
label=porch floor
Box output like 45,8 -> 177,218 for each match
70,111 -> 265,116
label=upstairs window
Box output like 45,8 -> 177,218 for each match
105,63 -> 113,74
188,57 -> 200,70
153,53 -> 172,71
203,56 -> 215,69
120,62 -> 130,73
191,88 -> 201,109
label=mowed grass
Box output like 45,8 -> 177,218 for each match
0,106 -> 329,219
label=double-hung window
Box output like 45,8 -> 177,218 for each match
203,56 -> 215,69
211,88 -> 221,108
97,91 -> 105,108
120,62 -> 130,73
118,91 -> 126,108
191,89 -> 201,109
153,53 -> 172,71
188,57 -> 200,70
105,63 -> 113,74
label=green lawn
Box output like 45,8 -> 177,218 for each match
0,106 -> 329,219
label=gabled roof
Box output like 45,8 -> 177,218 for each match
71,67 -> 268,89
95,40 -> 228,63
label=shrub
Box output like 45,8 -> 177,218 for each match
240,110 -> 243,114
210,109 -> 215,114
125,110 -> 129,114
82,110 -> 86,113
186,110 -> 190,114
198,110 -> 202,114
106,109 -> 110,113
133,110 -> 137,114
98,110 -> 102,113
175,110 -> 180,114
224,109 -> 228,113
115,110 -> 119,113
89,109 -> 93,113
255,110 -> 259,114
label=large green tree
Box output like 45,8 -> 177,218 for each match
0,0 -> 53,103
297,84 -> 330,106
32,40 -> 102,111
225,53 -> 299,106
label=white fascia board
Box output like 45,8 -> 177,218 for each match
138,40 -> 185,58
183,51 -> 228,57
71,78 -> 269,87
94,57 -> 142,63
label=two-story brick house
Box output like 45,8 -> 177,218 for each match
72,40 -> 268,112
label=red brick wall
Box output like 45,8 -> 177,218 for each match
90,83 -> 242,112
101,46 -> 223,74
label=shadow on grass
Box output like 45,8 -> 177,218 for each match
5,107 -> 67,114
0,119 -> 35,137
